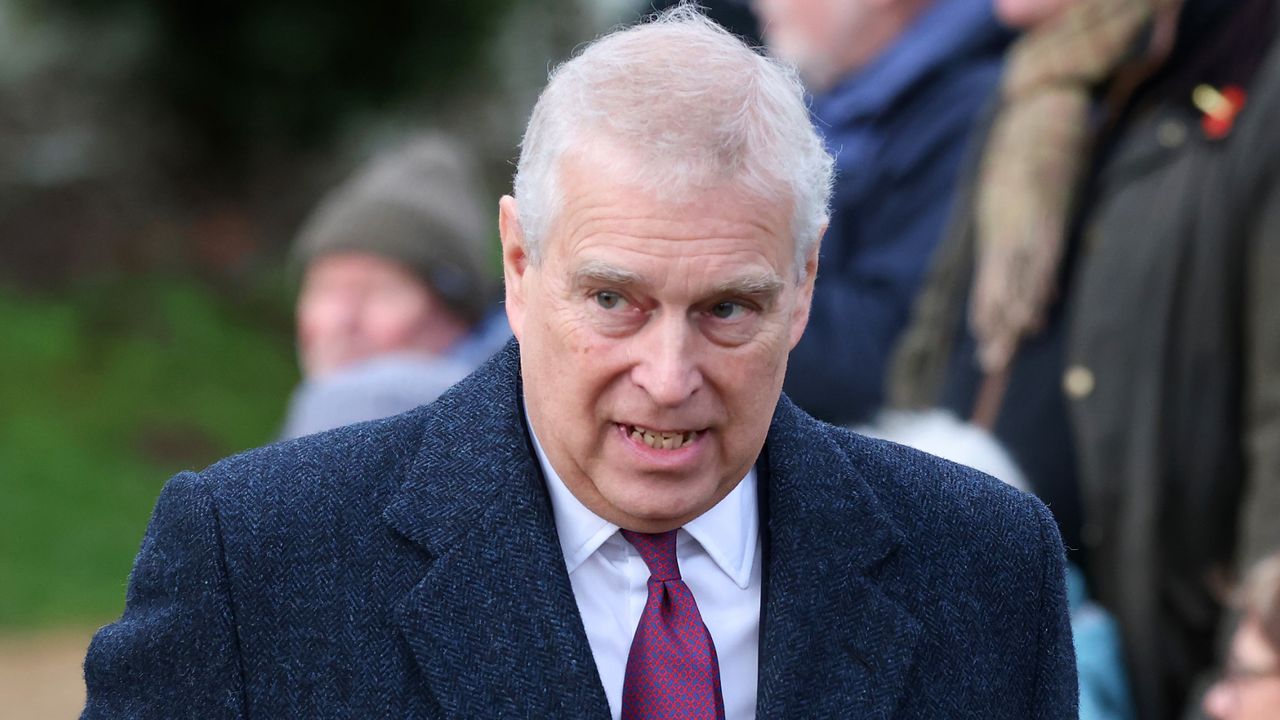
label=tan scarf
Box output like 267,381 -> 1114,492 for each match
970,0 -> 1176,375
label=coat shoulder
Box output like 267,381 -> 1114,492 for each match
195,343 -> 519,519
822,422 -> 1060,571
816,423 -> 1074,712
197,407 -> 426,516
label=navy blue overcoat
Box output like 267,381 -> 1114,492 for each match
83,341 -> 1077,718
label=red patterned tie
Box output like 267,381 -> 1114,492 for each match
619,529 -> 726,720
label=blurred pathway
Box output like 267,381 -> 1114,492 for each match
0,628 -> 93,719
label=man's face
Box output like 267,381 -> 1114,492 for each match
753,0 -> 874,89
501,150 -> 817,533
296,252 -> 441,378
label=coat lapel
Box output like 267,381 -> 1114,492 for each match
382,342 -> 611,719
756,397 -> 923,719
381,344 -> 921,718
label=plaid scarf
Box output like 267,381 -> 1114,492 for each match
970,0 -> 1177,373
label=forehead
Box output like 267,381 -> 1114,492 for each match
305,252 -> 415,282
546,149 -> 796,281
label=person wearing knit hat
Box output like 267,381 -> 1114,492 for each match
282,134 -> 509,438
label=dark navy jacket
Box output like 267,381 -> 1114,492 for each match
83,341 -> 1076,718
784,0 -> 1010,424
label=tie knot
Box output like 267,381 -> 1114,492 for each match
620,529 -> 680,581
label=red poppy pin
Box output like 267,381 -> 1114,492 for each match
1193,84 -> 1247,140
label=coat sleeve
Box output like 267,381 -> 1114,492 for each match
82,471 -> 247,719
1240,163 -> 1280,569
1030,500 -> 1079,719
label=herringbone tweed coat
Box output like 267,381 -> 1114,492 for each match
82,340 -> 1077,719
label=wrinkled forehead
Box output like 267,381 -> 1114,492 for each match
560,132 -> 787,204
556,138 -> 794,235
547,145 -> 797,264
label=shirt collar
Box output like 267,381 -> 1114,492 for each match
527,410 -> 758,590
811,0 -> 1009,124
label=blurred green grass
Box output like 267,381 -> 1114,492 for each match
0,275 -> 298,629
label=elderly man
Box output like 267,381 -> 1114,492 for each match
81,9 -> 1074,719
753,0 -> 1010,424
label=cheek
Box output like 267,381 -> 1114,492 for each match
716,337 -> 789,408
364,293 -> 432,346
533,293 -> 607,359
297,294 -> 344,343
526,300 -> 610,397
1238,681 -> 1280,717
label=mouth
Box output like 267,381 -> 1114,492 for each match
620,423 -> 701,451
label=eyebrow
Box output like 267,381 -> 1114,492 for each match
710,272 -> 786,299
572,260 -> 644,289
571,260 -> 785,301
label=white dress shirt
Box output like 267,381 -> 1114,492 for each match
528,424 -> 762,720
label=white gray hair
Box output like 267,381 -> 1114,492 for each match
512,5 -> 834,277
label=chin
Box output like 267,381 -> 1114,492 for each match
604,476 -> 719,529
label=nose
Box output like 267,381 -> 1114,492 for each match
631,313 -> 704,407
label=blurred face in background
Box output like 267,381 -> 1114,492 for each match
753,0 -> 876,90
1203,617 -> 1280,720
754,0 -> 934,91
296,252 -> 444,378
994,0 -> 1075,29
502,148 -> 817,533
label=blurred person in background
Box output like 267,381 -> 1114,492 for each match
753,0 -> 1011,424
891,0 -> 1280,717
1203,551 -> 1280,720
282,135 -> 508,439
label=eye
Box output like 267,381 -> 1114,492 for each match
594,290 -> 626,310
709,301 -> 745,320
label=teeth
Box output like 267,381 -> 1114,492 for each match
628,425 -> 698,450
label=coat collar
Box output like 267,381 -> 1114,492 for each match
755,394 -> 923,718
383,341 -> 920,718
383,341 -> 610,719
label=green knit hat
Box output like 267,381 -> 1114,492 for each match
291,135 -> 497,324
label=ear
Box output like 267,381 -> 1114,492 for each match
789,226 -> 824,349
499,195 -> 530,341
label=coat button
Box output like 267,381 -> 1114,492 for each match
1157,119 -> 1187,148
1063,365 -> 1095,399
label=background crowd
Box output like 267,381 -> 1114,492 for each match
2,0 -> 1278,718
